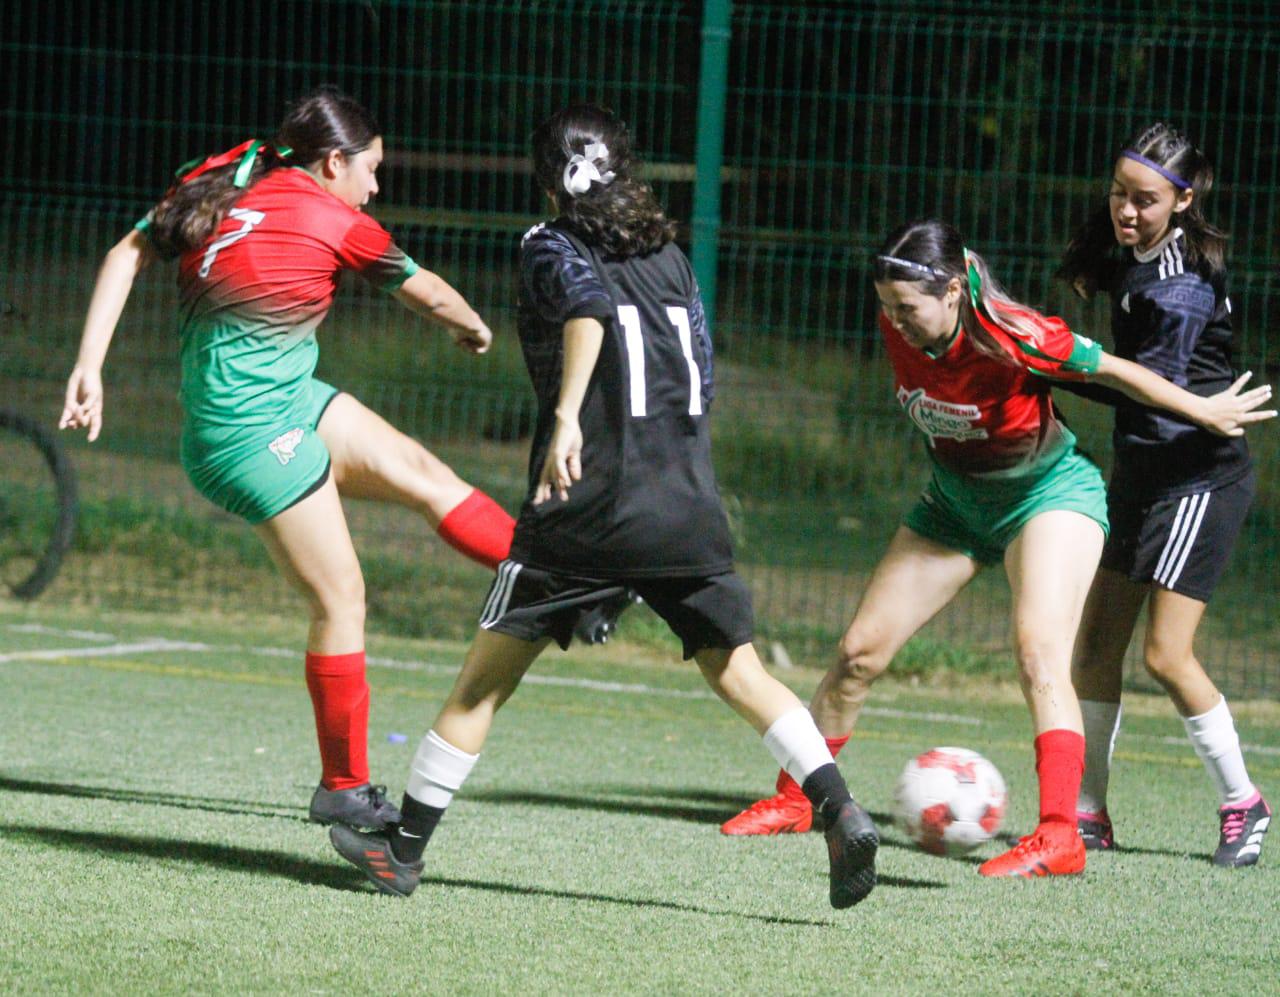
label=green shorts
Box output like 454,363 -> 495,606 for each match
904,447 -> 1109,565
181,378 -> 340,524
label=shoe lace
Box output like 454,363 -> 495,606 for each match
746,792 -> 801,815
364,784 -> 395,814
1010,832 -> 1043,856
1220,807 -> 1248,843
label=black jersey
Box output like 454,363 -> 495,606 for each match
509,221 -> 733,578
1100,228 -> 1251,500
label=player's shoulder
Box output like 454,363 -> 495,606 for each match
1130,230 -> 1212,289
521,220 -> 579,254
1130,244 -> 1216,317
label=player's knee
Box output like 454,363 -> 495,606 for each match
398,437 -> 461,488
309,573 -> 366,630
1141,636 -> 1190,683
1014,641 -> 1067,693
833,631 -> 890,687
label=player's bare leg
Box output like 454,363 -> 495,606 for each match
980,510 -> 1101,877
320,393 -> 513,568
433,629 -> 550,754
331,629 -> 548,896
812,528 -> 979,735
722,527 -> 976,836
1144,588 -> 1270,866
255,478 -> 397,828
1070,568 -> 1146,848
699,644 -> 878,907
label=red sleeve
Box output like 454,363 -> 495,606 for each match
978,306 -> 1102,381
337,213 -> 418,291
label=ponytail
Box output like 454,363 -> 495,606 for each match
147,85 -> 379,258
531,104 -> 678,257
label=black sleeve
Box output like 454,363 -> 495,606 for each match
519,224 -> 614,326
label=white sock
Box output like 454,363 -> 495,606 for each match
1078,699 -> 1122,816
761,707 -> 834,787
1184,696 -> 1255,807
405,729 -> 479,809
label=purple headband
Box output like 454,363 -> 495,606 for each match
1121,149 -> 1191,191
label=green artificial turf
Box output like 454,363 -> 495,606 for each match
0,602 -> 1276,993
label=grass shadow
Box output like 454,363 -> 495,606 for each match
470,784 -> 899,829
0,773 -> 308,823
420,872 -> 943,923
0,823 -> 361,891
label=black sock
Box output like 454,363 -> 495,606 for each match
801,763 -> 853,825
389,794 -> 446,864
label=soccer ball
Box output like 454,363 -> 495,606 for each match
894,746 -> 1007,856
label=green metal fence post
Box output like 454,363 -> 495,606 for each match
691,0 -> 731,332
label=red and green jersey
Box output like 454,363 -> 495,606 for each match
880,303 -> 1101,477
139,166 -> 417,440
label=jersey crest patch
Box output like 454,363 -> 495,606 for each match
896,387 -> 988,444
268,428 -> 305,466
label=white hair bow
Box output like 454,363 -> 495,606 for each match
562,142 -> 616,196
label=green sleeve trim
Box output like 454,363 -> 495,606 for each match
380,256 -> 419,293
1009,331 -> 1101,375
134,216 -> 151,233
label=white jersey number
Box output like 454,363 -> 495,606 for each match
199,207 -> 266,278
616,305 -> 703,418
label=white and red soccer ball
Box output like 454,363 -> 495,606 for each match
894,746 -> 1007,856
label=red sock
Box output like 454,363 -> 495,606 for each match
436,489 -> 515,570
1035,728 -> 1085,826
305,651 -> 370,790
776,734 -> 851,797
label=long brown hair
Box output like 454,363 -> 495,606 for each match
147,86 -> 380,257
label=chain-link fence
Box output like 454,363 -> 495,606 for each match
2,1 -> 1276,694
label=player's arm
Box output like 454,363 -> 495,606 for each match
60,228 -> 156,442
1090,352 -> 1275,437
392,269 -> 492,354
534,316 -> 605,505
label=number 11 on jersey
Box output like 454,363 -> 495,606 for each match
616,305 -> 703,418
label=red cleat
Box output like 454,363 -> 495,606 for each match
978,821 -> 1086,878
721,777 -> 813,835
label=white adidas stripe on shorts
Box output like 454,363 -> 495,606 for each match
1153,491 -> 1210,588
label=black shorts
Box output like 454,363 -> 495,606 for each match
477,560 -> 755,659
1100,471 -> 1254,602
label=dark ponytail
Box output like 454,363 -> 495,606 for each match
147,86 -> 380,258
531,104 -> 678,257
1059,122 -> 1226,295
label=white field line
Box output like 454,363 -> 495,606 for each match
10,626 -> 1280,755
7,623 -> 117,641
0,639 -> 211,663
2,623 -> 985,727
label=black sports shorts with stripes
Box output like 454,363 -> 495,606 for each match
1100,471 -> 1255,602
478,560 -> 755,660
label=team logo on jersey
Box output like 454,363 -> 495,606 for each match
268,428 -> 305,466
896,387 -> 988,444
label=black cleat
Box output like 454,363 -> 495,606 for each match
573,588 -> 642,645
1077,809 -> 1116,851
330,825 -> 423,897
825,799 -> 879,909
309,783 -> 401,830
1213,794 -> 1271,868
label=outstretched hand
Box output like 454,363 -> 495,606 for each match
452,321 -> 492,355
59,365 -> 104,442
1199,372 -> 1276,437
534,414 -> 583,505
